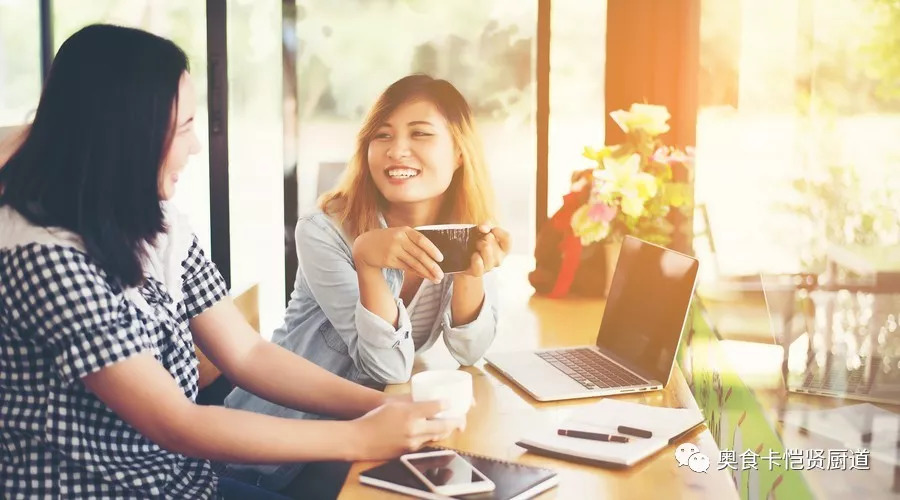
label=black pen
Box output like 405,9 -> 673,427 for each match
557,429 -> 629,443
617,425 -> 653,438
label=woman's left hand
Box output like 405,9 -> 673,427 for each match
462,225 -> 511,277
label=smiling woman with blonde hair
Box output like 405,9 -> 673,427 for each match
322,75 -> 496,238
225,74 -> 511,491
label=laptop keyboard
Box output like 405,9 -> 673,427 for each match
802,357 -> 881,394
537,348 -> 646,390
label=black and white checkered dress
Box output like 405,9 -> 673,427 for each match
0,205 -> 228,499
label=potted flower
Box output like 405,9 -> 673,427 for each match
570,103 -> 694,294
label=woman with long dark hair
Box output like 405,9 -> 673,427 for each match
0,24 -> 454,500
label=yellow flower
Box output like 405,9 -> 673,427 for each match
592,154 -> 660,219
664,183 -> 689,207
620,195 -> 646,218
634,174 -> 658,200
609,103 -> 671,136
582,145 -> 614,162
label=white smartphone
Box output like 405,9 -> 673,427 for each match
400,449 -> 496,497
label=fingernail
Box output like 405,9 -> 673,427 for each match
436,252 -> 444,262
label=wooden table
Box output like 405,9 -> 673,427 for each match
826,244 -> 900,292
338,256 -> 738,499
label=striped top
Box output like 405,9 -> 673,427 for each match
407,280 -> 446,349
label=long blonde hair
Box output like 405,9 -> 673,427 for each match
319,74 -> 496,238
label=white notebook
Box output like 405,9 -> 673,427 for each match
516,399 -> 705,467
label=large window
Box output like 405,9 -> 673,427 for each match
226,0 -> 284,336
0,0 -> 40,127
547,0 -> 606,217
52,1 -> 213,252
696,0 -> 900,277
290,0 -> 537,253
48,2 -> 287,335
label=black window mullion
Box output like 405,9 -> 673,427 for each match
39,0 -> 53,84
206,0 -> 231,288
535,0 -> 550,234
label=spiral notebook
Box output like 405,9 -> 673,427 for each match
359,447 -> 559,500
516,399 -> 705,468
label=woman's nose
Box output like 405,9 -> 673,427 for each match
386,137 -> 411,159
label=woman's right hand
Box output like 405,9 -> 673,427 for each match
350,400 -> 461,460
352,227 -> 445,283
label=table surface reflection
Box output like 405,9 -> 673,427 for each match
718,338 -> 900,500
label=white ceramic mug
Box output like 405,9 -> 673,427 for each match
410,370 -> 473,419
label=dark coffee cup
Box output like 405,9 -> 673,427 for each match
415,224 -> 481,274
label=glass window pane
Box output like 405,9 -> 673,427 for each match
696,0 -> 801,276
548,0 -> 606,216
227,0 -> 284,337
0,0 -> 41,126
696,0 -> 900,276
52,1 -> 212,252
292,0 -> 537,254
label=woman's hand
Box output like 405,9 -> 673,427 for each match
350,400 -> 461,460
462,225 -> 511,277
352,227 -> 445,283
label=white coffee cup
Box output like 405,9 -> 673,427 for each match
410,370 -> 473,419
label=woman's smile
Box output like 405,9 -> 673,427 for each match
385,164 -> 421,183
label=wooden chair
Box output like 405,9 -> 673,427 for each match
0,125 -> 28,167
692,203 -> 816,344
196,284 -> 260,404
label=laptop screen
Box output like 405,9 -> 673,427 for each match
595,236 -> 699,383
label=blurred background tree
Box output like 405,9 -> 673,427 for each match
779,163 -> 900,272
696,0 -> 900,275
778,0 -> 900,272
863,0 -> 900,104
292,0 -> 534,123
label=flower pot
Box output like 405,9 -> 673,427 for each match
601,239 -> 622,297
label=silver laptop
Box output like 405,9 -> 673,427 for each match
486,236 -> 700,402
766,275 -> 900,405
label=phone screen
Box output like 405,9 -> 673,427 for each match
405,453 -> 488,488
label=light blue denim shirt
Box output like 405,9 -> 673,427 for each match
223,210 -> 499,489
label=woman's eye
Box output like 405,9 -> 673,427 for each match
412,131 -> 433,137
374,132 -> 391,140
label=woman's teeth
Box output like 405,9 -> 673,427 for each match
387,168 -> 419,179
